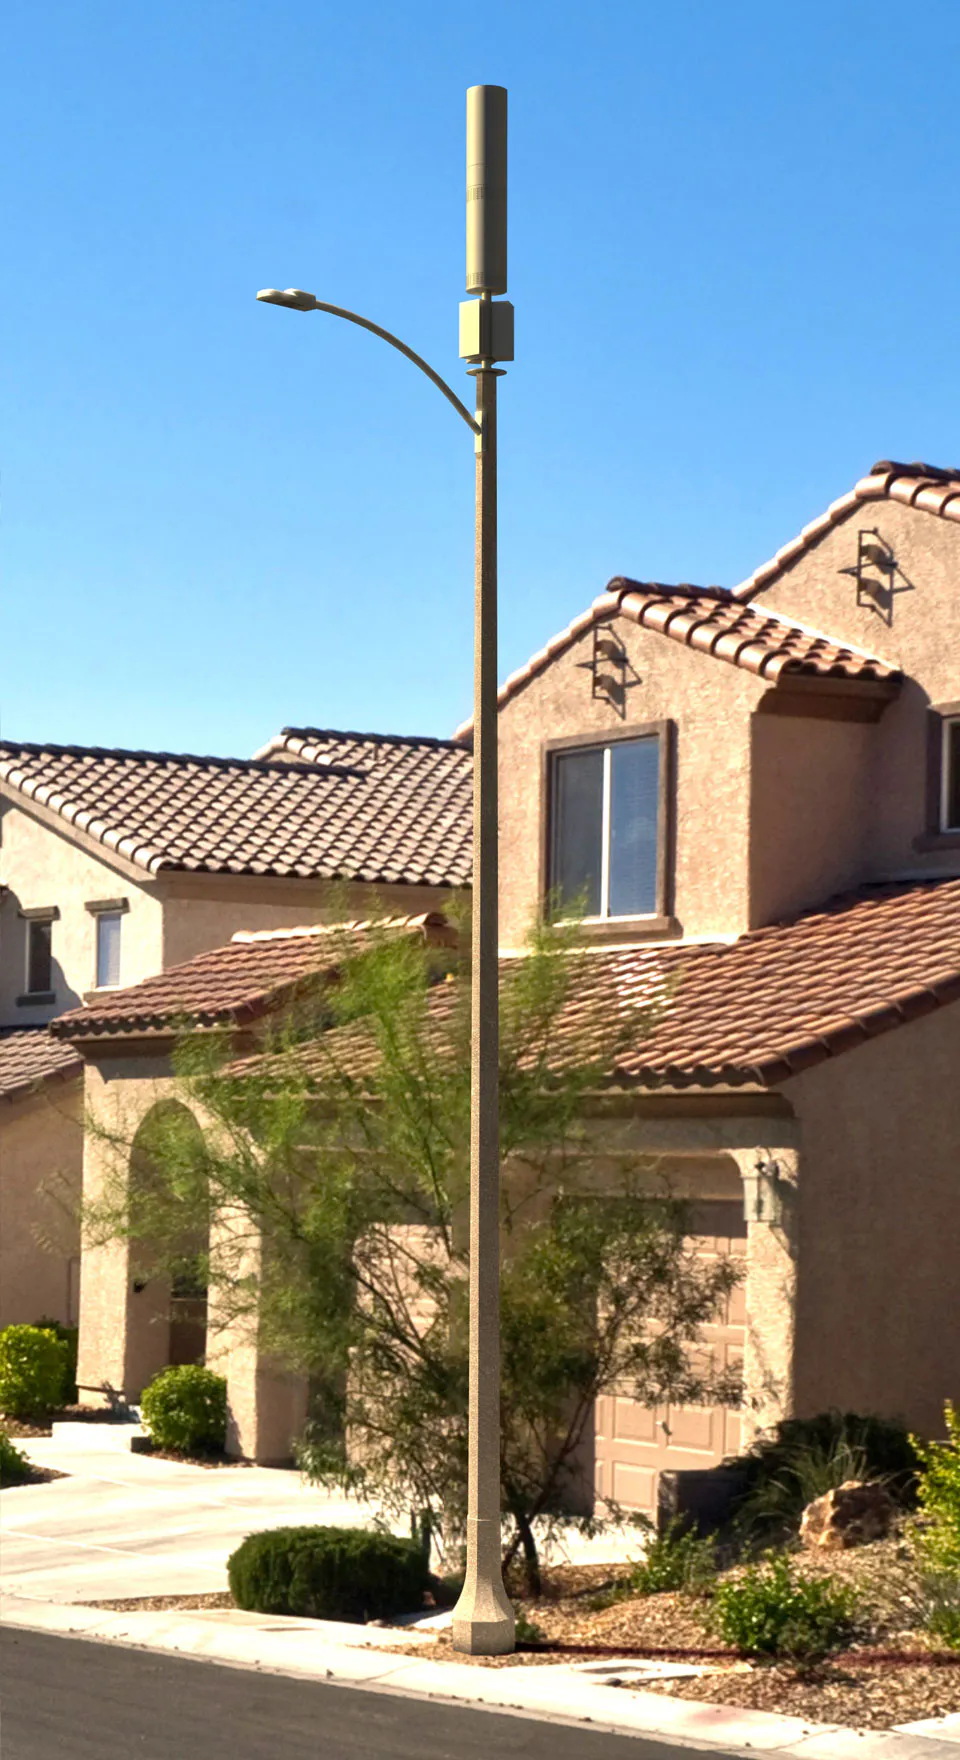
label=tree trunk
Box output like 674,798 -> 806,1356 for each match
512,1508 -> 542,1600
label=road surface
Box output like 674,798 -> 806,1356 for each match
0,1627 -> 735,1760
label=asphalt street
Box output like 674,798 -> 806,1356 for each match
0,1628 -> 735,1760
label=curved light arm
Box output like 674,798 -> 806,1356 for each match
257,288 -> 481,438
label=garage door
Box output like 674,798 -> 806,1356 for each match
593,1199 -> 746,1519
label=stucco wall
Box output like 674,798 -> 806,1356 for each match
161,878 -> 460,970
0,1081 -> 83,1327
748,502 -> 960,882
787,1002 -> 960,1440
749,714 -> 874,927
497,618 -> 764,948
0,802 -> 163,1026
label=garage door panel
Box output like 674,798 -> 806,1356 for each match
592,1198 -> 746,1520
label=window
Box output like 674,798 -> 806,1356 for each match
96,911 -> 122,988
26,919 -> 53,995
942,717 -> 960,832
551,734 -> 661,919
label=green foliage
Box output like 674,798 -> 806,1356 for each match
512,1605 -> 546,1644
227,1525 -> 430,1622
0,1426 -> 32,1486
731,1410 -> 918,1541
911,1401 -> 960,1650
140,1364 -> 227,1455
629,1520 -> 719,1595
34,1319 -> 79,1405
84,909 -> 742,1594
711,1553 -> 858,1663
0,1324 -> 70,1419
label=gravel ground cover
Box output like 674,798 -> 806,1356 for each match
79,1542 -> 960,1729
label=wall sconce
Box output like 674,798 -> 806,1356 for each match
742,1156 -> 786,1225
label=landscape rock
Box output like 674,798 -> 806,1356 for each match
800,1479 -> 896,1551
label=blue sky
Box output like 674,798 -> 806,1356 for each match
3,1 -> 958,756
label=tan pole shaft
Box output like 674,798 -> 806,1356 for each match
451,363 -> 515,1655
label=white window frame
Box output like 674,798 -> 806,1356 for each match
95,910 -> 123,989
941,716 -> 960,832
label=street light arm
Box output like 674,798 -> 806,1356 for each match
257,288 -> 481,437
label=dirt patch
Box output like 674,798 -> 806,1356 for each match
131,1443 -> 251,1469
638,1660 -> 960,1731
87,1593 -> 236,1613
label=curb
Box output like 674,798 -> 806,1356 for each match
3,1595 -> 959,1758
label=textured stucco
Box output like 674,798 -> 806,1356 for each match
161,877 -> 459,970
786,1002 -> 960,1440
497,618 -> 764,948
749,501 -> 960,882
0,803 -> 163,1026
0,1082 -> 82,1327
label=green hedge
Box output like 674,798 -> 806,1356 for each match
141,1365 -> 227,1455
0,1427 -> 32,1487
34,1319 -> 79,1405
0,1325 -> 70,1419
228,1525 -> 430,1622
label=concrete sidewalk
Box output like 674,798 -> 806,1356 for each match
3,1436 -> 958,1758
4,1592 -> 960,1760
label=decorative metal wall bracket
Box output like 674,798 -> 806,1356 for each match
575,624 -> 642,717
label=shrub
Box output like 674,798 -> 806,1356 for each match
34,1319 -> 79,1405
629,1520 -> 719,1596
730,1410 -> 918,1541
513,1604 -> 546,1644
228,1525 -> 431,1622
0,1324 -> 70,1419
712,1553 -> 857,1664
0,1427 -> 32,1487
911,1401 -> 960,1650
140,1364 -> 227,1455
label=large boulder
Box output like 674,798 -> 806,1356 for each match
800,1479 -> 896,1551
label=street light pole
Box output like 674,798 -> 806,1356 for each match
256,82 -> 515,1658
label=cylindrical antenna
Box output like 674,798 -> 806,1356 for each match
466,85 -> 507,296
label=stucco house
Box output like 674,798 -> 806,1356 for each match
0,732 -> 472,1327
43,456 -> 960,1518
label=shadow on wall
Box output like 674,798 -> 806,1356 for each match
0,888 -> 83,1024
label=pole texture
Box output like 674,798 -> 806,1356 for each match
451,365 -> 515,1656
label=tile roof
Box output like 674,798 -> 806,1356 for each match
0,735 -> 473,887
50,913 -> 458,1041
734,458 -> 960,602
300,881 -> 960,1089
454,579 -> 901,736
0,1029 -> 82,1102
56,882 -> 960,1087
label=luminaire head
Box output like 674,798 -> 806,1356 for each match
256,288 -> 317,310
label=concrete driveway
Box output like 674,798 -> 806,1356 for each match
1,1434 -> 388,1604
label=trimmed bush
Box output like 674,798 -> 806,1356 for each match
0,1427 -> 32,1487
34,1319 -> 79,1405
228,1525 -> 431,1622
140,1364 -> 227,1456
0,1324 -> 70,1419
730,1409 -> 919,1541
712,1553 -> 857,1664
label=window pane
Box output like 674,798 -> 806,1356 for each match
27,920 -> 52,994
609,737 -> 660,917
97,912 -> 122,988
946,720 -> 960,831
552,748 -> 603,915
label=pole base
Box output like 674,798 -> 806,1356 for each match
451,1574 -> 516,1656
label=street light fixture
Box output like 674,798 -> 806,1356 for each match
257,86 -> 516,1657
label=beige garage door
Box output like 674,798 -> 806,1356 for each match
593,1200 -> 746,1519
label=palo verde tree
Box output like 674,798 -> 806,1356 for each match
84,909 -> 742,1594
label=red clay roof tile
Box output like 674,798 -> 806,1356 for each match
0,734 -> 473,888
0,1029 -> 82,1101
